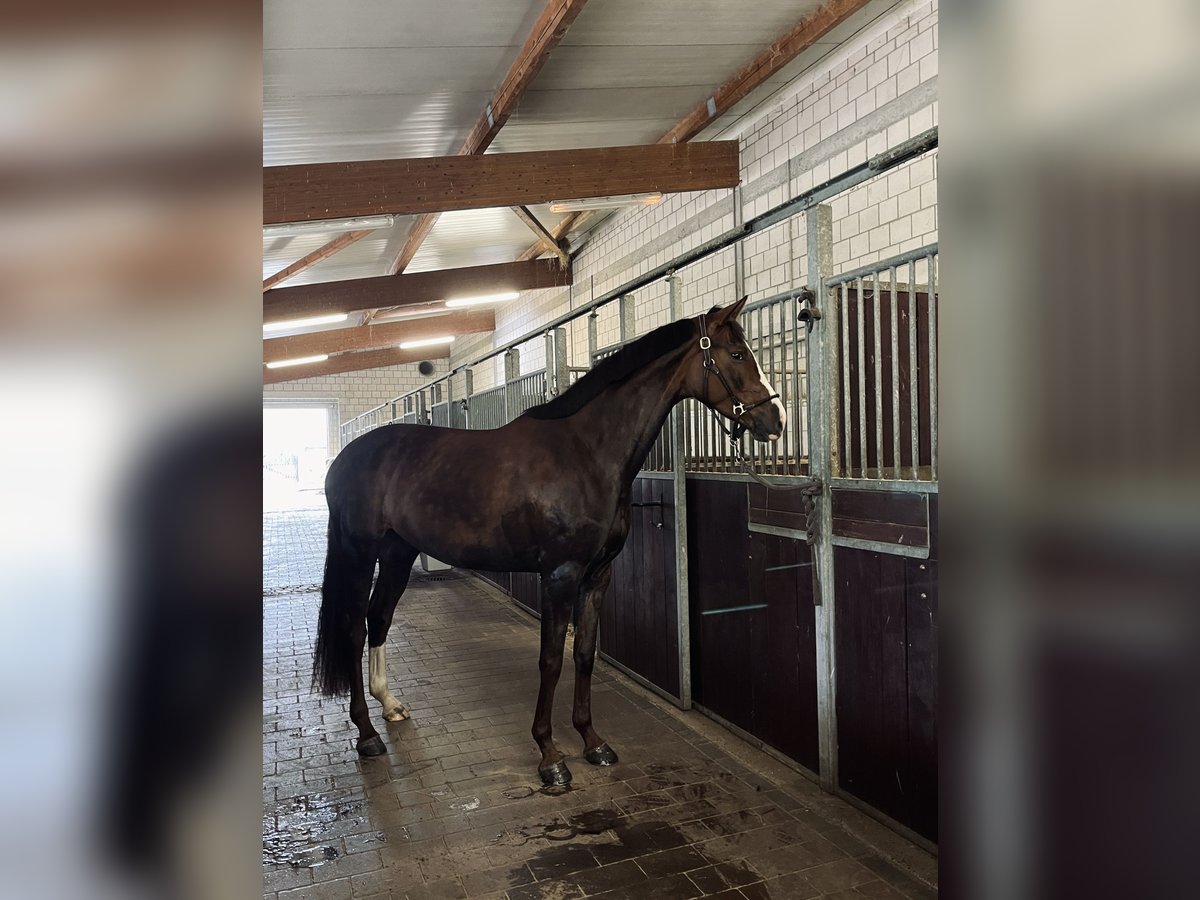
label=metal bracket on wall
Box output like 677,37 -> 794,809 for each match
797,286 -> 822,333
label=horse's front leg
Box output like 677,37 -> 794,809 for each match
531,565 -> 580,786
572,564 -> 619,766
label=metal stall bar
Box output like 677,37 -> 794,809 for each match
890,265 -> 901,475
873,273 -> 883,478
856,275 -> 867,478
908,259 -> 919,478
840,283 -> 852,478
928,251 -> 938,479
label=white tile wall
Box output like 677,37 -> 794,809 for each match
262,359 -> 449,425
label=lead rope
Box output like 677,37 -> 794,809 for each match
696,314 -> 822,542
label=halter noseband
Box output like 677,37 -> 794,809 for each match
697,313 -> 780,441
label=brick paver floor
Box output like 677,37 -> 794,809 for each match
264,511 -> 937,900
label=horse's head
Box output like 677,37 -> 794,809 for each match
686,297 -> 787,443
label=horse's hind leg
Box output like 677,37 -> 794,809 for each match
366,535 -> 419,723
317,527 -> 384,756
572,563 -> 619,767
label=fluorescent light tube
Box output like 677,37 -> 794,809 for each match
263,215 -> 395,239
264,354 -> 329,369
444,291 -> 520,308
399,336 -> 455,350
263,313 -> 348,333
548,193 -> 663,214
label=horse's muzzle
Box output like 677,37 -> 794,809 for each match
746,402 -> 786,443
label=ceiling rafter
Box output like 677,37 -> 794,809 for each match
263,229 -> 372,292
386,0 -> 593,277
263,345 -> 451,385
264,258 -> 572,324
510,206 -> 569,265
263,308 -> 496,362
515,0 -> 875,261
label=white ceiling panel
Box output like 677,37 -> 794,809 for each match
404,207 -> 547,274
491,120 -> 677,153
530,45 -> 757,92
508,85 -> 709,123
264,93 -> 488,164
265,0 -> 541,50
264,48 -> 516,99
558,0 -> 826,47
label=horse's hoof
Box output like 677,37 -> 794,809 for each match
584,743 -> 619,767
538,760 -> 572,786
383,706 -> 410,723
357,735 -> 387,757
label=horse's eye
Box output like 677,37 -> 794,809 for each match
730,351 -> 745,361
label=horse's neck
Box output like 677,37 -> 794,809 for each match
571,351 -> 688,485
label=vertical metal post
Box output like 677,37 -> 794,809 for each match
668,273 -> 692,709
544,330 -> 555,395
551,327 -> 569,396
805,203 -> 838,793
619,293 -> 636,344
733,185 -> 745,297
503,347 -> 520,422
463,368 -> 473,429
587,311 -> 598,364
416,389 -> 428,425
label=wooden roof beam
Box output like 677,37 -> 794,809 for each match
511,207 -> 569,265
264,258 -> 571,324
263,229 -> 372,292
263,345 -> 450,385
263,309 -> 495,363
387,0 -> 593,275
264,141 -> 739,225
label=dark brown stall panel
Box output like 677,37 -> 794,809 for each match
599,475 -> 680,698
510,573 -> 540,617
834,544 -> 938,842
831,487 -> 930,549
476,571 -> 512,596
688,478 -> 819,772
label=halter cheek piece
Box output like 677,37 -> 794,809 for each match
697,313 -> 780,442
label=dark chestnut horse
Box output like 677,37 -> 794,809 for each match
314,298 -> 785,784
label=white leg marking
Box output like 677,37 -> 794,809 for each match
368,645 -> 409,722
752,355 -> 787,433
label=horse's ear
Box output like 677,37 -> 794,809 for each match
710,296 -> 748,324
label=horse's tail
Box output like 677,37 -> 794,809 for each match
313,514 -> 360,697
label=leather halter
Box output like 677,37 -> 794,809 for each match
697,313 -> 780,442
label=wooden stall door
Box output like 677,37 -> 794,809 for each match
687,478 -> 819,772
834,544 -> 938,842
598,475 -> 681,699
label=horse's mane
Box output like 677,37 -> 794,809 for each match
523,317 -> 695,420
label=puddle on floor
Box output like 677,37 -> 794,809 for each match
262,793 -> 370,868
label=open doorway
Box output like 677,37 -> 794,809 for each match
263,400 -> 337,511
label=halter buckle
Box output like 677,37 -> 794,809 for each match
732,401 -> 746,416
698,336 -> 711,350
